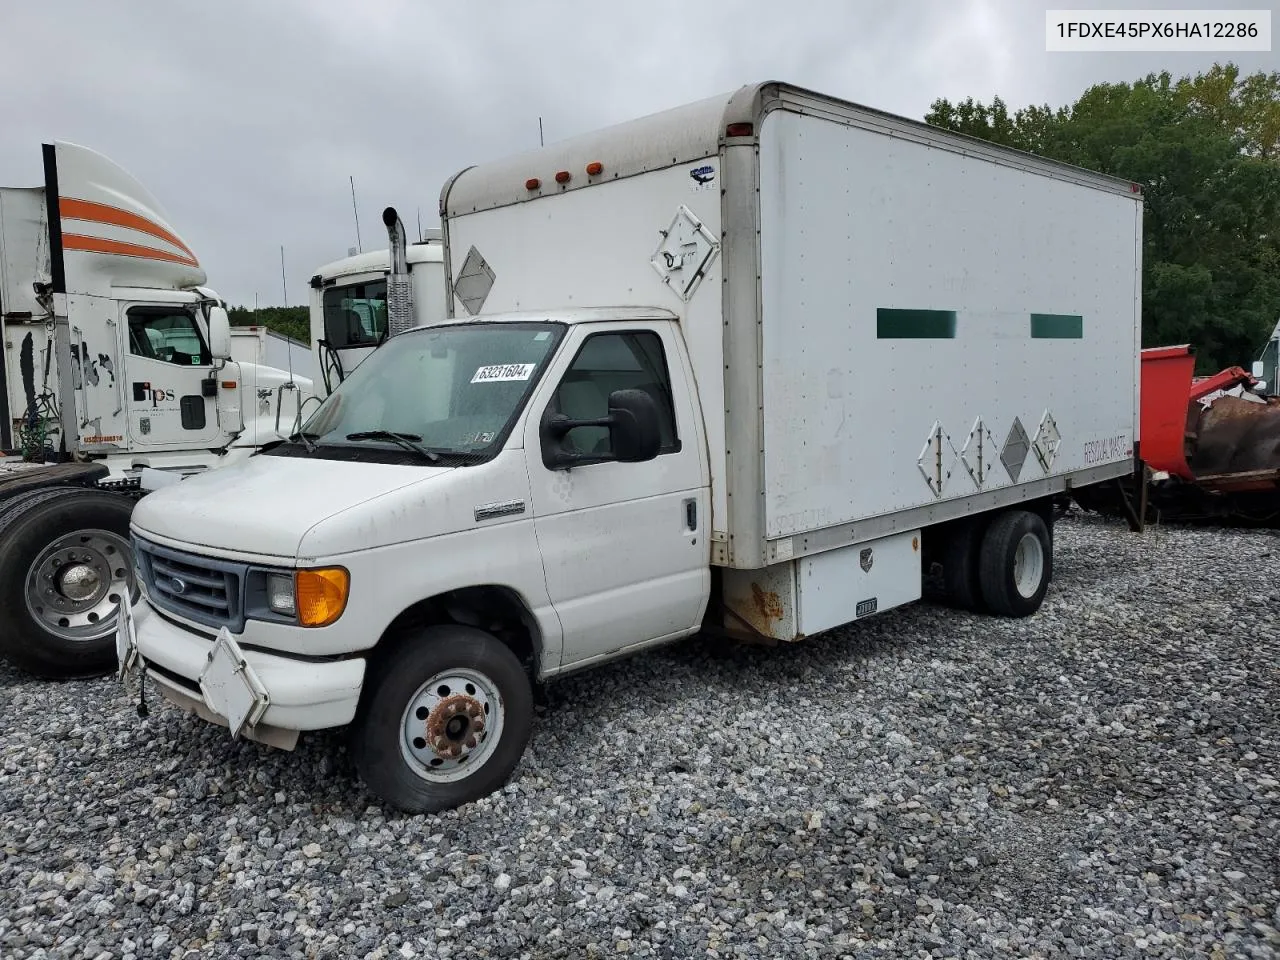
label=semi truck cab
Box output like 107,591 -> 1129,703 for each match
0,141 -> 312,679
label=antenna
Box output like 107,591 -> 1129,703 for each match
538,116 -> 544,147
280,245 -> 295,387
417,207 -> 423,243
350,176 -> 362,253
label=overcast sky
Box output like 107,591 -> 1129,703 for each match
2,0 -> 1274,308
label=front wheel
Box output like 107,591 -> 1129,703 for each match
351,625 -> 533,814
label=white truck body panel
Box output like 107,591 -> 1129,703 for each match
441,81 -> 1143,570
756,108 -> 1141,542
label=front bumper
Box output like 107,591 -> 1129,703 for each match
121,596 -> 366,748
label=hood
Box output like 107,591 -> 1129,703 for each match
130,453 -> 450,559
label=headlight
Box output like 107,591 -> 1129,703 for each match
267,574 -> 296,616
295,567 -> 350,627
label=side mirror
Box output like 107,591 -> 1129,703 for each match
1251,360 -> 1265,379
541,388 -> 662,470
207,305 -> 232,361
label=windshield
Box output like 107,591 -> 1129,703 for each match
297,321 -> 566,461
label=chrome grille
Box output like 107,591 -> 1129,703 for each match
133,537 -> 246,631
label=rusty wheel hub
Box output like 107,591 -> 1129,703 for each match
401,667 -> 505,782
425,693 -> 487,759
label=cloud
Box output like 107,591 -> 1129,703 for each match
2,0 -> 1272,308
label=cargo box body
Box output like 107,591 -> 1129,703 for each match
441,82 -> 1142,571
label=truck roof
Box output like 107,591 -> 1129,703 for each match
414,306 -> 678,330
312,239 -> 443,283
442,81 -> 1140,218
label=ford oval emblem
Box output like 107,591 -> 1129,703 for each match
169,576 -> 187,595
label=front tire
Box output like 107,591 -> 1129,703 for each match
977,509 -> 1052,618
351,624 -> 533,814
0,487 -> 137,679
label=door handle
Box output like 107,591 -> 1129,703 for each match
684,498 -> 697,531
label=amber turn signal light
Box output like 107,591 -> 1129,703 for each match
296,567 -> 350,627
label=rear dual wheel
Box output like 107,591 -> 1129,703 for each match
939,508 -> 1052,618
978,510 -> 1052,617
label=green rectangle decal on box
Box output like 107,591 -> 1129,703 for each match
877,309 -> 957,339
1030,313 -> 1083,339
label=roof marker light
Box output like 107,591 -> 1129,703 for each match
555,170 -> 571,184
725,122 -> 753,137
526,177 -> 540,190
585,161 -> 604,176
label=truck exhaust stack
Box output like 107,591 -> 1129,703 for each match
383,206 -> 415,338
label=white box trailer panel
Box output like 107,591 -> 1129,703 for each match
756,106 -> 1142,545
441,82 -> 1141,570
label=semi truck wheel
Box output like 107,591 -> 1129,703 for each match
977,509 -> 1051,617
351,624 -> 533,814
939,518 -> 987,613
0,487 -> 137,679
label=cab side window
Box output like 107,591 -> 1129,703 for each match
127,308 -> 211,366
549,331 -> 680,457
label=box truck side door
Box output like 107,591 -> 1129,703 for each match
122,302 -> 221,446
525,322 -> 709,669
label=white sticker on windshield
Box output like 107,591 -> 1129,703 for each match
472,363 -> 536,384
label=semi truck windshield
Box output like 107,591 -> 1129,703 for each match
297,321 -> 566,462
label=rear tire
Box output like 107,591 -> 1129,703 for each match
977,509 -> 1051,618
351,624 -> 533,814
939,518 -> 987,613
0,487 -> 137,679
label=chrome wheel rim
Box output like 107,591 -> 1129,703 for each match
399,668 -> 505,783
24,529 -> 133,642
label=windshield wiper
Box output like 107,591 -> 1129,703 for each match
345,430 -> 441,463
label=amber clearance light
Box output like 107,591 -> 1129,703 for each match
296,567 -> 350,627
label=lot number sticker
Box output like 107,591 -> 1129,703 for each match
472,363 -> 536,384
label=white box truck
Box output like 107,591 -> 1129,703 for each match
118,82 -> 1142,813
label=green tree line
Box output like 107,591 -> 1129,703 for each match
926,63 -> 1280,373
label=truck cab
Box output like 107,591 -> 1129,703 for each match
307,232 -> 446,397
0,141 -> 313,679
125,306 -> 705,809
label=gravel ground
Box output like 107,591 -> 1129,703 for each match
1,510 -> 1278,960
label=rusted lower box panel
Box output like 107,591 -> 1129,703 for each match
722,530 -> 922,642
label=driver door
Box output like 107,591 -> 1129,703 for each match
524,322 -> 710,670
123,303 -> 221,447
